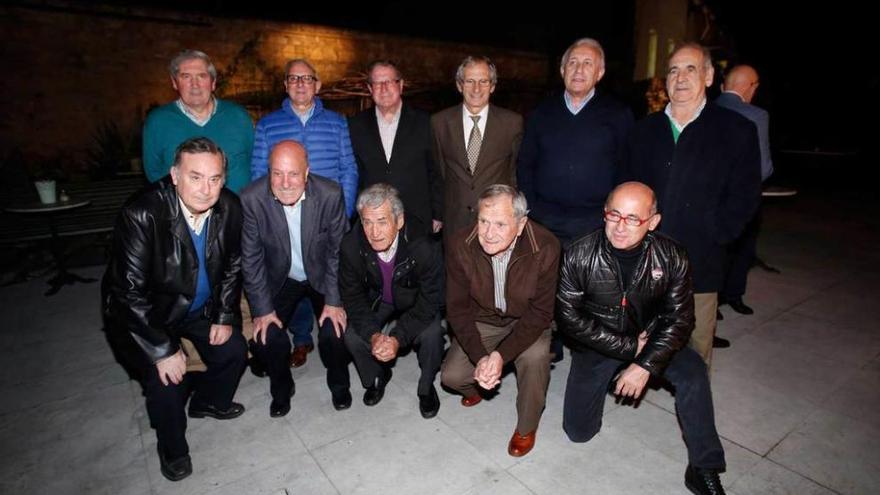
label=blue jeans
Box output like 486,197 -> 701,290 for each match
288,298 -> 315,347
563,346 -> 726,470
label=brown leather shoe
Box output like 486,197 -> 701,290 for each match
507,429 -> 536,457
290,343 -> 314,368
460,395 -> 482,407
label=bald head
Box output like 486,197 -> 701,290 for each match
723,65 -> 760,103
269,140 -> 310,205
606,182 -> 657,214
604,182 -> 661,250
270,140 -> 307,164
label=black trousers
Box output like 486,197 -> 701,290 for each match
141,315 -> 247,461
721,207 -> 761,301
343,302 -> 445,396
250,278 -> 351,403
562,346 -> 726,470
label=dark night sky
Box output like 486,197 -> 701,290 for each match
83,1 -> 876,153
218,1 -> 871,152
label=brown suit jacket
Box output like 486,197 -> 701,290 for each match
431,104 -> 523,238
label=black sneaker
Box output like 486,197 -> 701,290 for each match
685,465 -> 726,495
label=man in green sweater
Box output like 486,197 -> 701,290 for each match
143,50 -> 254,194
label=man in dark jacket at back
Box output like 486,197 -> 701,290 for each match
624,43 -> 761,368
339,184 -> 445,418
557,182 -> 726,495
516,37 -> 634,246
103,137 -> 247,482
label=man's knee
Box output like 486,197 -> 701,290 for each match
563,420 -> 601,443
313,319 -> 340,348
668,347 -> 711,394
264,325 -> 291,347
215,331 -> 247,364
516,339 -> 551,372
440,361 -> 472,389
417,319 -> 446,348
343,327 -> 370,354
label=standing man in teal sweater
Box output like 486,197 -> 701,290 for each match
143,50 -> 254,194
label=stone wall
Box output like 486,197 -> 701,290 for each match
1,2 -> 548,170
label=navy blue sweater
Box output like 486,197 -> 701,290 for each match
517,92 -> 633,243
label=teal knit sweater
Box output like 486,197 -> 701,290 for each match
142,99 -> 254,194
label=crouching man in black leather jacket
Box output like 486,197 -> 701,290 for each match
556,182 -> 727,495
102,137 -> 247,482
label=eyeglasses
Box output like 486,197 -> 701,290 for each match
286,74 -> 318,84
369,79 -> 401,89
462,79 -> 492,87
604,210 -> 656,227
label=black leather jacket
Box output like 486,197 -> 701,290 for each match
102,177 -> 243,364
556,230 -> 694,375
338,225 -> 444,343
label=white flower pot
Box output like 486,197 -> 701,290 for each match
34,180 -> 57,204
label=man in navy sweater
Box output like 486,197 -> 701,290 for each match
516,37 -> 634,360
517,37 -> 634,247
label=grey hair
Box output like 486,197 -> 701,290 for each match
670,42 -> 713,72
479,184 -> 529,219
560,37 -> 606,71
455,56 -> 498,85
284,59 -> 319,80
357,183 -> 405,219
169,50 -> 217,80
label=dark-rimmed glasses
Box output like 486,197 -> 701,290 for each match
286,74 -> 318,84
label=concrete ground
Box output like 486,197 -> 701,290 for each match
1,187 -> 878,495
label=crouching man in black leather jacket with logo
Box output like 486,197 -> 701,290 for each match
556,182 -> 727,495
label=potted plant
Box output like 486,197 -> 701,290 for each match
28,155 -> 66,204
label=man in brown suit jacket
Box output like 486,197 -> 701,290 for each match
431,56 -> 523,240
442,184 -> 560,458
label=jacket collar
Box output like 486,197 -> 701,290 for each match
160,176 -> 225,255
281,96 -> 325,119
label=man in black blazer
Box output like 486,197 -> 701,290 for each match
348,60 -> 444,239
240,140 -> 352,416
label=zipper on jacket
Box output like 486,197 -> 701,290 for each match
611,256 -> 627,331
611,240 -> 650,338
